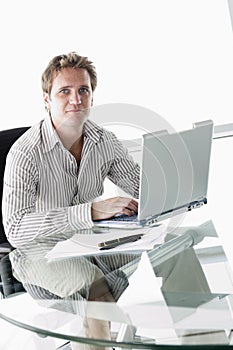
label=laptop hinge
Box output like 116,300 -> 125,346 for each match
145,198 -> 207,226
188,198 -> 207,211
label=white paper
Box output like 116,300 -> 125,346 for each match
46,225 -> 167,260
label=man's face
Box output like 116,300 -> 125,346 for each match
44,67 -> 93,128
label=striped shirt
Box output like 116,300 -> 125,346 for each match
3,115 -> 140,247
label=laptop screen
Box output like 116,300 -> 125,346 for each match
138,120 -> 213,223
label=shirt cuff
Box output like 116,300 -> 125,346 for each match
68,203 -> 94,230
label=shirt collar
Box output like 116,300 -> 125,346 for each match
41,115 -> 103,153
41,114 -> 61,153
83,119 -> 103,144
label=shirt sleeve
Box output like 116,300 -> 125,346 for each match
106,134 -> 140,198
2,149 -> 93,248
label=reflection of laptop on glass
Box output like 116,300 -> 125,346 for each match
94,120 -> 213,229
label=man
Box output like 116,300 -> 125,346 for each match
2,52 -> 211,350
3,52 -> 140,247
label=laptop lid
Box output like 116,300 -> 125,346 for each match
138,120 -> 213,225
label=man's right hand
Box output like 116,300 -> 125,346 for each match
91,196 -> 138,221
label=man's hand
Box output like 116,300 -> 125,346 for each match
91,197 -> 138,221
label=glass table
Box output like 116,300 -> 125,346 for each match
1,206 -> 233,349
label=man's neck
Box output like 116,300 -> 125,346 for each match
51,117 -> 85,151
57,126 -> 84,150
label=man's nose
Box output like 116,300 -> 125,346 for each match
69,93 -> 81,105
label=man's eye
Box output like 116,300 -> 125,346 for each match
60,89 -> 69,94
79,87 -> 89,94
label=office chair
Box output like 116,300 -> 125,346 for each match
0,126 -> 30,296
0,127 -> 30,246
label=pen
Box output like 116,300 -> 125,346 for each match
98,233 -> 143,250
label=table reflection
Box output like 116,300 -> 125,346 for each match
6,221 -> 229,348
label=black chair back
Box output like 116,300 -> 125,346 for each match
0,127 -> 30,245
0,127 -> 30,297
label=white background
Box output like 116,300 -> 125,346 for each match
1,2 -> 233,348
1,0 -> 233,132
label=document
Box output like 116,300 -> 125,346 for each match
46,225 -> 167,260
46,220 -> 216,260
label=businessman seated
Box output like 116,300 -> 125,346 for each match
3,51 -> 211,350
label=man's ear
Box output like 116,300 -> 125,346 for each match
43,92 -> 50,111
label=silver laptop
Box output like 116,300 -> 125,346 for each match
94,120 -> 213,229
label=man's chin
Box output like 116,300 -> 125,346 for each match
66,110 -> 88,119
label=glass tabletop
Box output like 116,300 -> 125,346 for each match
1,207 -> 233,349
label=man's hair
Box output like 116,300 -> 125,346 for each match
41,52 -> 97,95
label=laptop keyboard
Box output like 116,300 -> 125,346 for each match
110,213 -> 138,222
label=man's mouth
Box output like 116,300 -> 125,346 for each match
66,109 -> 83,113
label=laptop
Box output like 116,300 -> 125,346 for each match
94,120 -> 213,229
